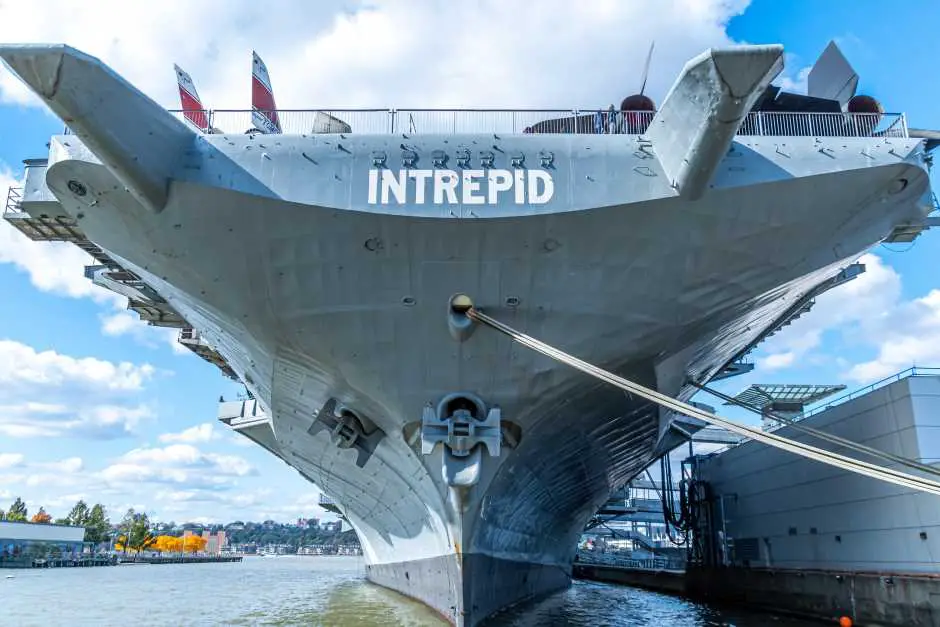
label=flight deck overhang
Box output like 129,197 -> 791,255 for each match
218,398 -> 281,457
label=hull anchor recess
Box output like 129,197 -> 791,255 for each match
308,398 -> 385,468
421,393 -> 502,488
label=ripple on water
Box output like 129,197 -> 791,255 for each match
2,557 -> 823,627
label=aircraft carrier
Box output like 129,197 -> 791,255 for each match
1,41 -> 937,625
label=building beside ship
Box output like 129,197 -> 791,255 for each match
0,521 -> 88,567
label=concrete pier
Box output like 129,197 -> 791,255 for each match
685,566 -> 940,627
572,562 -> 685,595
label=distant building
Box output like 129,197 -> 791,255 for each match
0,521 -> 87,566
200,529 -> 227,555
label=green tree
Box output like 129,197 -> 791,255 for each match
6,497 -> 27,522
85,504 -> 110,545
119,509 -> 157,555
67,500 -> 90,527
53,517 -> 70,525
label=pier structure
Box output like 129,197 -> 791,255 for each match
0,520 -> 91,568
686,367 -> 940,627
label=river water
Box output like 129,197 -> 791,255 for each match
4,556 -> 823,626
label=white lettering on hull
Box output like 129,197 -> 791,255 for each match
367,169 -> 555,205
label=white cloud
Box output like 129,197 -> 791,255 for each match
775,64 -> 811,95
0,453 -> 25,469
759,351 -> 795,371
100,311 -> 189,355
749,252 -> 940,384
0,166 -> 124,306
38,457 -> 84,473
846,289 -> 940,382
100,443 -> 256,485
754,253 -> 901,369
159,423 -> 220,444
0,339 -> 153,390
0,165 -> 187,354
0,339 -> 155,438
1,1 -> 751,113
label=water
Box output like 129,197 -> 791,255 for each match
3,556 -> 824,626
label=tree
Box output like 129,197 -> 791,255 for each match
119,509 -> 157,555
54,518 -> 70,526
182,535 -> 207,554
67,500 -> 90,527
30,507 -> 52,524
85,504 -> 110,545
6,497 -> 27,522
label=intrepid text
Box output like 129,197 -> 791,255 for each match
367,168 -> 555,205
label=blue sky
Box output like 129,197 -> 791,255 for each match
0,0 -> 938,524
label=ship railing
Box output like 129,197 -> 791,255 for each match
59,108 -> 909,138
3,186 -> 24,218
738,111 -> 908,138
710,365 -> 940,455
801,365 -> 940,420
576,550 -> 685,571
191,109 -> 908,139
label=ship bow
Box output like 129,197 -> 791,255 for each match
366,552 -> 570,626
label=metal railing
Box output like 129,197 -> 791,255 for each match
4,185 -> 24,217
801,366 -> 940,419
155,108 -> 907,139
739,111 -> 907,138
576,550 -> 685,571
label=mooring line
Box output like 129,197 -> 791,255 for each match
690,380 -> 940,479
466,307 -> 940,497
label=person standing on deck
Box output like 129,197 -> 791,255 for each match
607,104 -> 619,133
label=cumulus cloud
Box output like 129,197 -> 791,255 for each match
100,311 -> 189,355
1,0 -> 752,113
755,253 -> 901,371
0,167 -> 124,305
847,289 -> 940,382
159,423 -> 220,444
0,339 -> 155,438
0,165 -> 187,354
775,63 -> 811,95
0,453 -> 25,469
100,443 -> 256,486
751,252 -> 940,384
37,457 -> 84,473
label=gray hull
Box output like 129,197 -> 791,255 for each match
367,554 -> 571,625
1,44 -> 935,626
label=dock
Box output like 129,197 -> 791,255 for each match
2,556 -> 116,569
1,555 -> 243,569
116,555 -> 243,565
576,367 -> 940,627
573,555 -> 684,595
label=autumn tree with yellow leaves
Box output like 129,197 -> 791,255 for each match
30,507 -> 52,524
143,535 -> 208,555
